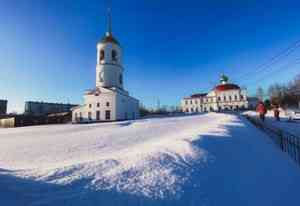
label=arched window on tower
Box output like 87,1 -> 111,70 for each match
112,50 -> 118,62
100,50 -> 105,61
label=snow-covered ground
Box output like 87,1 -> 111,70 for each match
0,113 -> 300,205
244,110 -> 300,137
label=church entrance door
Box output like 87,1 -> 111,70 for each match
105,110 -> 111,120
96,111 -> 100,121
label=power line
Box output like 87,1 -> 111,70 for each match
237,54 -> 300,87
232,39 -> 300,83
246,59 -> 300,89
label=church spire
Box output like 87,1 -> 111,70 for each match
99,4 -> 120,46
106,8 -> 112,36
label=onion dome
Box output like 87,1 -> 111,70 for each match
99,33 -> 120,46
220,74 -> 229,84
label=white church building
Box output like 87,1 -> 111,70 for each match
72,12 -> 139,123
181,74 -> 248,113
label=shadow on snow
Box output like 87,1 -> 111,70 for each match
1,116 -> 300,206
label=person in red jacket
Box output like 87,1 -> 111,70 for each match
256,101 -> 267,121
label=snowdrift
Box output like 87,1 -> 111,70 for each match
0,113 -> 300,205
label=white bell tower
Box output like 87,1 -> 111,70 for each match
71,7 -> 140,123
96,9 -> 123,90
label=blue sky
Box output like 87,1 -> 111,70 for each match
1,0 -> 300,112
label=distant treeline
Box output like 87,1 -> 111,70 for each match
139,104 -> 182,117
257,73 -> 300,108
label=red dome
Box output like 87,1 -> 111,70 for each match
215,84 -> 240,91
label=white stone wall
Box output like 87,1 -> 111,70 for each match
72,92 -> 117,122
115,93 -> 140,120
72,90 -> 140,123
96,42 -> 123,89
96,64 -> 123,89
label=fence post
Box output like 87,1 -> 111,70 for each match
298,138 -> 300,165
296,137 -> 300,165
279,130 -> 284,151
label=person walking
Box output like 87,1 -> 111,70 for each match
256,101 -> 267,122
273,105 -> 280,121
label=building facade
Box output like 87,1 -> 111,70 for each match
0,100 -> 7,115
72,12 -> 139,123
25,101 -> 77,116
181,75 -> 248,113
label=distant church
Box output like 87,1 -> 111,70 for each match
72,11 -> 139,123
181,74 -> 248,113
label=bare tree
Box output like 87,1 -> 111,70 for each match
256,87 -> 264,101
289,74 -> 300,96
268,83 -> 287,106
267,73 -> 300,108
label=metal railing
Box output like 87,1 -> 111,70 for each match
245,115 -> 300,167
